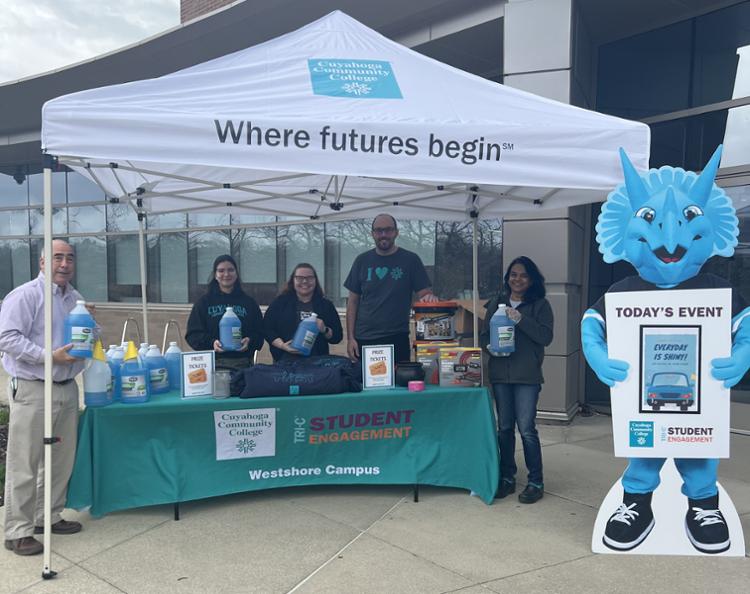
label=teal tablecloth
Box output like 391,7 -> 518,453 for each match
67,386 -> 499,516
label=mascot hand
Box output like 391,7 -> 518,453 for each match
581,314 -> 630,387
712,315 -> 750,388
711,350 -> 750,388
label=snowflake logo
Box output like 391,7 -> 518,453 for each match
236,438 -> 256,454
390,267 -> 404,280
342,82 -> 371,96
636,436 -> 646,446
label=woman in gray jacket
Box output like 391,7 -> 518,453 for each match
483,256 -> 553,504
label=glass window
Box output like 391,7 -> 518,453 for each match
107,203 -> 139,232
67,171 -> 105,203
434,220 -> 502,300
147,212 -> 187,230
597,20 -> 693,119
147,232 -> 188,303
107,235 -> 143,302
0,210 -> 29,237
68,205 -> 106,234
188,230 -> 230,301
70,236 -> 107,301
0,170 -> 28,206
0,239 -> 30,298
236,226 -> 277,284
28,171 -> 67,206
397,220 -> 435,266
693,3 -> 750,106
649,106 -> 749,170
188,212 -> 230,227
279,223 -> 325,287
30,207 -> 68,236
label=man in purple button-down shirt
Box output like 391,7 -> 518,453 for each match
0,239 -> 92,556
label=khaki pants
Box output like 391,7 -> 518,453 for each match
3,378 -> 79,540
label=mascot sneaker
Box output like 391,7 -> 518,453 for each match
685,494 -> 730,554
603,491 -> 655,551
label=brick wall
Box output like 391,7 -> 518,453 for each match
180,0 -> 236,23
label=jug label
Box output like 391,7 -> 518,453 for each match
150,368 -> 169,389
121,374 -> 148,398
71,326 -> 93,350
497,326 -> 514,347
302,330 -> 317,349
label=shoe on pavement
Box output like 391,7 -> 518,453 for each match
518,483 -> 544,504
34,519 -> 82,535
4,537 -> 43,556
685,493 -> 730,554
603,491 -> 655,551
495,479 -> 516,499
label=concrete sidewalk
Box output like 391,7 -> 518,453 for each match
2,414 -> 748,593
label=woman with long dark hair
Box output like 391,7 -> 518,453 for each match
263,263 -> 343,361
483,256 -> 554,504
185,254 -> 264,370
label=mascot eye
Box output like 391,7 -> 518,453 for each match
683,205 -> 704,221
635,207 -> 655,224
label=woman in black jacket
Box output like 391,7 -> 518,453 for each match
483,256 -> 554,504
185,254 -> 264,370
263,263 -> 343,361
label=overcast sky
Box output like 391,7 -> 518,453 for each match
0,0 -> 180,84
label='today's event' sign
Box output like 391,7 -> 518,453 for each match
605,289 -> 732,458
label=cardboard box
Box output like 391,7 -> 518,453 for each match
439,347 -> 482,387
416,341 -> 459,385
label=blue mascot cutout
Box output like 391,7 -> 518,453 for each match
582,145 -> 750,554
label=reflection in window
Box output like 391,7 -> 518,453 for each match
188,230 -> 230,301
147,232 -> 188,303
107,203 -> 139,232
188,212 -> 229,227
68,205 -> 106,234
147,212 -> 187,230
67,172 -> 104,203
30,207 -> 67,236
70,236 -> 107,301
0,171 -> 28,207
398,221 -> 436,266
650,109 -> 734,170
434,220 -> 502,299
28,171 -> 67,206
279,224 -> 324,288
0,239 -> 30,298
107,235 -> 142,302
0,210 -> 29,237
237,227 -> 277,283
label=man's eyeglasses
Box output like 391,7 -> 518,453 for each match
294,276 -> 316,283
373,227 -> 396,235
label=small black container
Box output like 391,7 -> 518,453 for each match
395,362 -> 425,387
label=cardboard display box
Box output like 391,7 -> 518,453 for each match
439,347 -> 482,387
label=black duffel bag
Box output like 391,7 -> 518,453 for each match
235,355 -> 362,398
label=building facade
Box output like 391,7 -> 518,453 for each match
2,0 -> 749,428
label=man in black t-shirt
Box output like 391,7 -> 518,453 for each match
344,214 -> 438,363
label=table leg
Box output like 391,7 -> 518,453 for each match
174,503 -> 180,521
413,484 -> 419,502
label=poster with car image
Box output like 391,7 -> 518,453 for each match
605,289 -> 731,458
640,326 -> 700,414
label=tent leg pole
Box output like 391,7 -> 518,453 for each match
41,166 -> 57,579
138,215 -> 149,344
472,218 -> 479,348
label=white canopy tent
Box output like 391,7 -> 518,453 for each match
36,10 -> 649,576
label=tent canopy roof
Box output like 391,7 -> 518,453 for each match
42,10 -> 650,221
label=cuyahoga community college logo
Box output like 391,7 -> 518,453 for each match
308,59 -> 403,99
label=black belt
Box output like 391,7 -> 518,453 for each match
20,378 -> 75,386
